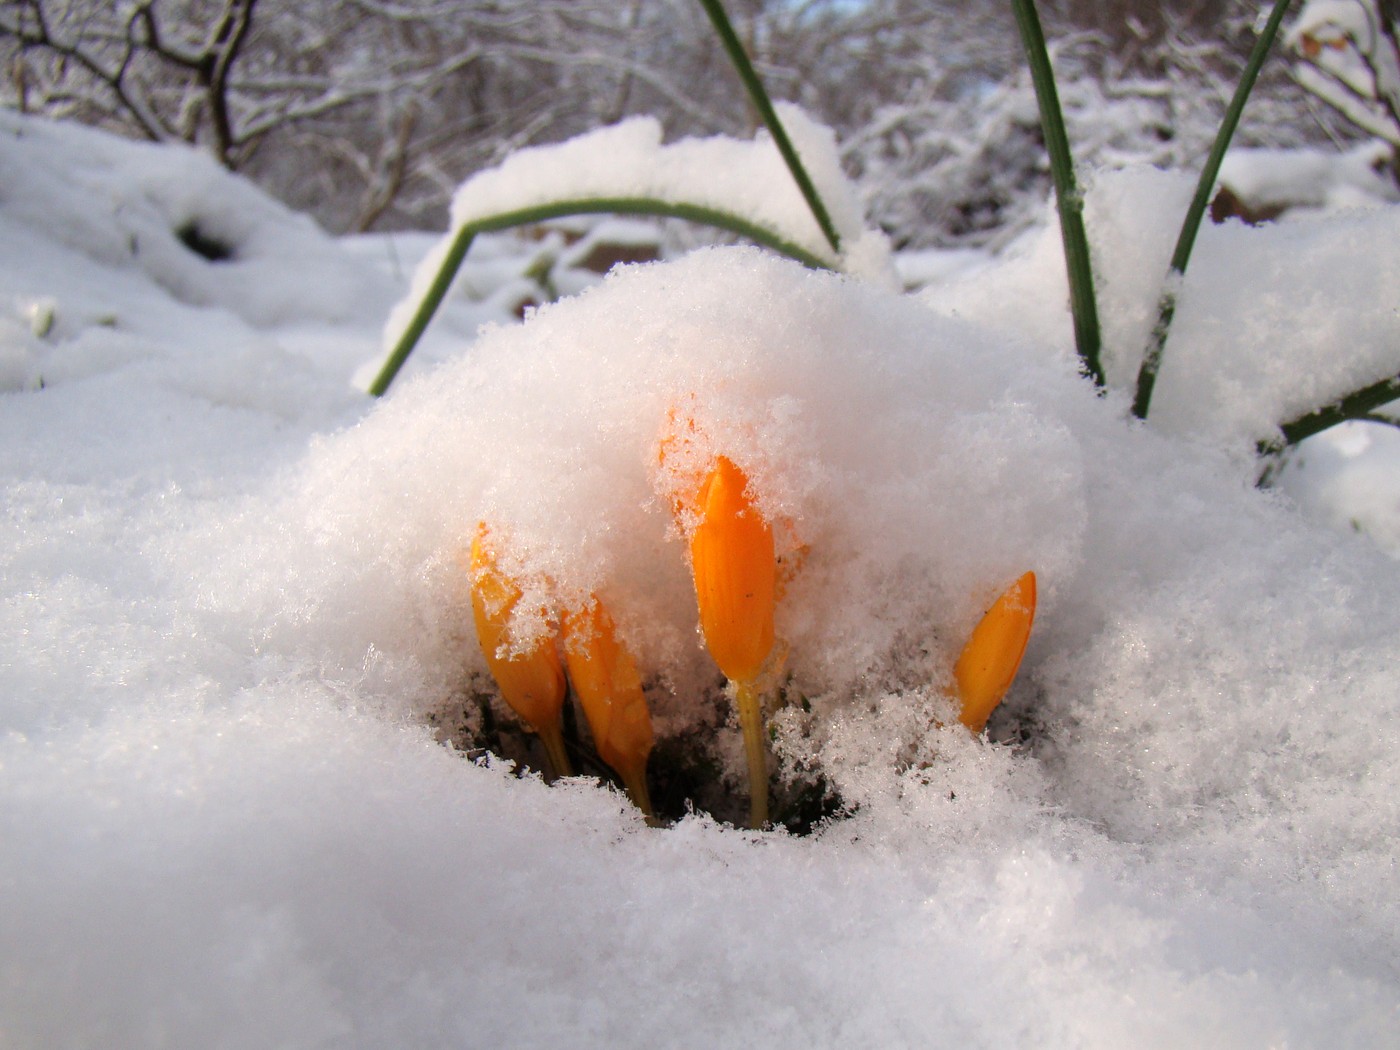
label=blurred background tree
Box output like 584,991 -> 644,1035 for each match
0,0 -> 1372,242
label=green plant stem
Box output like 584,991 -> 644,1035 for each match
1009,0 -> 1103,388
1267,371 -> 1400,450
734,678 -> 769,830
367,197 -> 835,397
1359,412 -> 1400,429
696,0 -> 842,255
1134,0 -> 1294,421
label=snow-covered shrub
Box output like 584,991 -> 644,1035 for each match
844,38 -> 1213,251
844,20 -> 1359,250
1286,0 -> 1400,159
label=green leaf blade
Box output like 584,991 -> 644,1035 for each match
367,197 -> 836,398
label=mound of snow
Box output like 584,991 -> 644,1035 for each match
0,110 -> 395,330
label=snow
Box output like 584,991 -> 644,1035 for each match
1218,140 -> 1399,211
923,163 -> 1400,450
378,109 -> 879,375
445,109 -> 864,259
4,108 -> 1400,1046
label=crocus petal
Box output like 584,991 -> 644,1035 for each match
469,525 -> 567,739
562,597 -> 654,797
953,570 -> 1037,733
689,455 -> 776,685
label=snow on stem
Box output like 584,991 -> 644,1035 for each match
1009,0 -> 1104,389
1134,0 -> 1296,422
367,198 -> 836,397
696,0 -> 843,256
1268,368 -> 1400,450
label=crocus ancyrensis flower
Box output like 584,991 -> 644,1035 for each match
681,452 -> 778,828
469,524 -> 571,777
562,597 -> 655,819
952,570 -> 1037,734
660,400 -> 789,829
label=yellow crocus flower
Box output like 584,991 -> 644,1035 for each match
469,525 -> 571,777
952,570 -> 1037,734
688,454 -> 777,828
562,597 -> 655,820
689,455 -> 777,684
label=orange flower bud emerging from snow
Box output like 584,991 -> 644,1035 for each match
689,455 -> 776,685
469,525 -> 570,774
952,571 -> 1037,733
562,597 -> 654,817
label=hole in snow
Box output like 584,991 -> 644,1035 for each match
429,675 -> 845,834
175,220 -> 235,262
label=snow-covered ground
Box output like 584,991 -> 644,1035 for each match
4,109 -> 1400,1047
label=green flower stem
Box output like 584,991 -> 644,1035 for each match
696,0 -> 842,255
734,678 -> 769,830
1134,0 -> 1294,421
539,724 -> 574,781
1010,0 -> 1104,388
367,197 -> 835,397
620,766 -> 659,826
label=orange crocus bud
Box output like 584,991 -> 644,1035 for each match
952,571 -> 1037,734
469,524 -> 571,776
689,455 -> 776,685
562,597 -> 655,819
